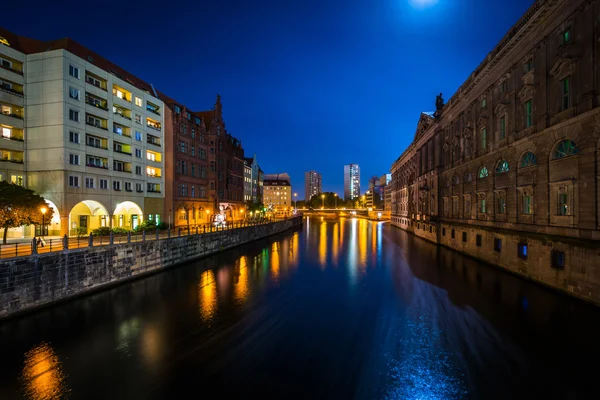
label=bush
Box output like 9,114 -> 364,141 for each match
76,226 -> 88,237
90,226 -> 111,236
134,220 -> 157,232
111,227 -> 129,235
156,222 -> 169,231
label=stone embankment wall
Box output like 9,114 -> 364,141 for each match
392,219 -> 600,306
0,217 -> 303,319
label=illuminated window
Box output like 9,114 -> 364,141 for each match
520,152 -> 537,168
146,151 -> 156,161
496,160 -> 509,174
560,29 -> 571,46
135,97 -> 142,107
1,105 -> 10,115
478,166 -> 489,179
553,140 -> 578,159
1,127 -> 10,138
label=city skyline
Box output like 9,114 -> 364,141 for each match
1,0 -> 534,199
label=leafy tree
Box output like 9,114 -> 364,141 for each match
308,192 -> 349,208
245,201 -> 265,213
0,181 -> 54,243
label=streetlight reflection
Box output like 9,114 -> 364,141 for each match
22,342 -> 68,400
234,256 -> 250,304
318,221 -> 327,268
198,270 -> 217,322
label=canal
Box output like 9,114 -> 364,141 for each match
0,217 -> 599,399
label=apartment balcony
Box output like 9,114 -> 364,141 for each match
146,166 -> 162,179
146,102 -> 161,116
146,118 -> 161,131
0,67 -> 24,87
1,127 -> 24,144
112,123 -> 131,138
146,150 -> 162,164
0,61 -> 23,76
85,95 -> 109,111
0,149 -> 24,164
113,142 -> 132,156
113,161 -> 132,174
0,112 -> 24,128
113,106 -> 132,121
0,85 -> 24,105
86,162 -> 109,170
85,73 -> 108,91
146,134 -> 161,147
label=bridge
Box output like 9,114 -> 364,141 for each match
300,208 -> 390,220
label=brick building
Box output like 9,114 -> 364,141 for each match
162,94 -> 211,228
198,96 -> 245,221
390,0 -> 600,304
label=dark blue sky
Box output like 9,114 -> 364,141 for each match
6,0 -> 533,199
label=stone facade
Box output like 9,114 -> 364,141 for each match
390,0 -> 600,304
0,216 -> 302,319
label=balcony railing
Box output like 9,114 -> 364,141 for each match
0,86 -> 24,97
146,138 -> 161,147
114,148 -> 132,156
87,163 -> 109,169
86,142 -> 108,150
0,64 -> 23,76
0,157 -> 24,164
2,136 -> 24,142
1,112 -> 24,120
147,122 -> 161,131
86,99 -> 108,111
114,112 -> 131,121
147,189 -> 161,193
86,121 -> 108,130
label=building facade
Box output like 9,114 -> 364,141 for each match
343,163 -> 360,201
162,96 -> 211,228
1,28 -> 165,237
244,159 -> 252,202
198,96 -> 245,221
390,0 -> 600,304
263,173 -> 292,215
304,170 -> 322,201
243,154 -> 262,203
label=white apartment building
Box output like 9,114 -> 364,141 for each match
1,31 -> 165,237
304,170 -> 322,201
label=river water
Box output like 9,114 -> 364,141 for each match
0,217 -> 599,399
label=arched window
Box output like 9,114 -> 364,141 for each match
520,151 -> 537,168
496,160 -> 509,174
553,140 -> 579,159
478,166 -> 489,178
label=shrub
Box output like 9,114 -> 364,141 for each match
90,226 -> 111,236
76,226 -> 88,237
134,220 -> 157,232
111,227 -> 129,235
156,222 -> 169,231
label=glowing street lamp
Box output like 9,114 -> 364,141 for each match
334,193 -> 338,209
40,206 -> 47,237
293,192 -> 298,210
321,194 -> 325,208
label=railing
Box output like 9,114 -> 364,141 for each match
0,86 -> 24,97
0,217 -> 296,259
146,107 -> 160,116
0,63 -> 24,75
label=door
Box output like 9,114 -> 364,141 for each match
79,215 -> 88,233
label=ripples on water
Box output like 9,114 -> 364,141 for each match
0,217 -> 599,399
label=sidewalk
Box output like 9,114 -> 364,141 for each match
2,236 -> 62,244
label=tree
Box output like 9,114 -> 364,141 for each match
0,181 -> 54,243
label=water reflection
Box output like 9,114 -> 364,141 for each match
318,221 -> 327,268
198,270 -> 217,322
234,256 -> 250,304
22,342 -> 68,400
271,242 -> 280,283
2,221 -> 600,399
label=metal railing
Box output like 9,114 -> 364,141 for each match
0,217 -> 296,260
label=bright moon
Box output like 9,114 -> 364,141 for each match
408,0 -> 438,9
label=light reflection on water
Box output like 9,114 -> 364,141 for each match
21,342 -> 68,400
1,218 -> 599,399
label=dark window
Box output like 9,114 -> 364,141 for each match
462,232 -> 467,242
429,226 -> 432,233
518,243 -> 528,259
451,229 -> 455,239
442,228 -> 446,236
552,250 -> 566,269
494,238 -> 502,252
476,234 -> 482,247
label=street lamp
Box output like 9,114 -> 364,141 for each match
293,192 -> 298,210
334,193 -> 338,209
321,194 -> 325,208
40,206 -> 47,237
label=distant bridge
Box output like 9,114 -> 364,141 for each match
300,209 -> 390,220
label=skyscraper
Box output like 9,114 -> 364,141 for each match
304,170 -> 322,201
343,164 -> 360,201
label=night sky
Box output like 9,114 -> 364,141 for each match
6,0 -> 533,199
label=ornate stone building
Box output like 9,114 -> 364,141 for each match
390,0 -> 600,304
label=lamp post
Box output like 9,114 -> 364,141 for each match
293,192 -> 298,211
168,209 -> 172,229
40,206 -> 47,237
334,193 -> 338,209
321,194 -> 325,208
